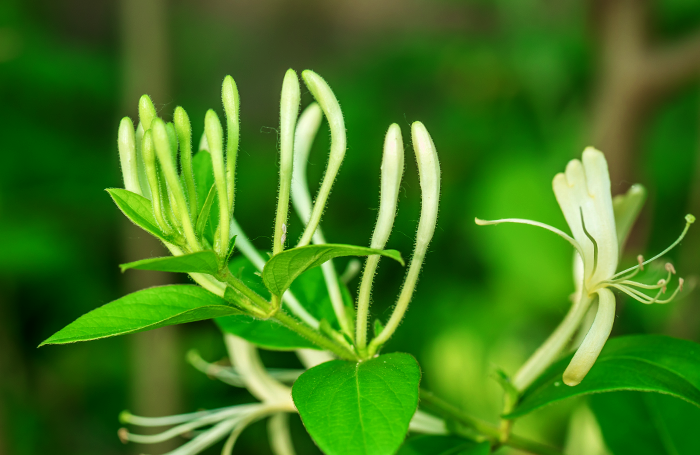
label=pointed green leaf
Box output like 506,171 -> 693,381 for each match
591,392 -> 700,455
216,255 -> 319,350
262,244 -> 404,296
226,235 -> 237,262
196,184 -> 217,237
397,436 -> 490,455
193,150 -> 214,209
292,352 -> 421,455
40,285 -> 241,346
509,335 -> 700,418
106,188 -> 171,242
120,251 -> 220,275
216,315 -> 317,351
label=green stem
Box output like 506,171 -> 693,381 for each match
219,271 -> 272,312
418,390 -> 564,455
274,311 -> 358,361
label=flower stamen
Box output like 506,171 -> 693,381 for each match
611,214 -> 694,279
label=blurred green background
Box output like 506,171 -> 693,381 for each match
2,0 -> 700,454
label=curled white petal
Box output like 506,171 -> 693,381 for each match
563,288 -> 616,386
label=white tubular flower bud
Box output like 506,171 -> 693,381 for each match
273,69 -> 301,256
369,121 -> 440,354
174,106 -> 198,221
141,130 -> 170,233
118,117 -> 142,195
152,118 -> 200,250
371,124 -> 404,249
222,75 -> 240,214
205,109 -> 230,255
138,95 -> 157,131
291,102 -> 323,223
356,124 -> 405,349
297,70 -> 346,247
134,122 -> 152,200
411,121 -> 440,250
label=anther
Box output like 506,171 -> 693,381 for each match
665,263 -> 676,274
679,277 -> 685,292
657,279 -> 667,294
637,255 -> 644,271
118,428 -> 129,444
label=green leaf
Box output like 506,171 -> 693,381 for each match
590,392 -> 700,455
226,235 -> 237,262
40,285 -> 241,346
397,436 -> 490,455
262,244 -> 404,297
216,255 -> 318,350
106,188 -> 171,242
509,335 -> 700,418
292,352 -> 421,455
195,184 -> 216,238
119,251 -> 220,275
216,315 -> 317,351
288,265 -> 340,328
192,151 -> 218,245
192,150 -> 214,209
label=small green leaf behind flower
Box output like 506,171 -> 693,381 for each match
39,285 -> 242,346
262,244 -> 404,297
292,353 -> 421,455
216,255 -> 342,350
508,335 -> 700,418
107,188 -> 173,243
120,251 -> 221,275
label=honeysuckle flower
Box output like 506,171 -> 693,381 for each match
119,336 -> 296,455
477,147 -> 694,388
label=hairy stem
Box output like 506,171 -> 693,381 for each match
419,390 -> 564,455
274,311 -> 358,361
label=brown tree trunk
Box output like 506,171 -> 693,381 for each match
119,0 -> 182,452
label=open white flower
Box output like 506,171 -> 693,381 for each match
477,147 -> 694,387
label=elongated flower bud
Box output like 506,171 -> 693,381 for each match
174,106 -> 197,221
273,69 -> 300,256
152,118 -> 200,249
118,117 -> 142,195
369,122 -> 440,354
205,109 -> 229,255
356,124 -> 404,348
371,124 -> 404,249
412,121 -> 440,248
222,76 -> 240,213
138,95 -> 157,131
141,130 -> 170,233
291,103 -> 323,224
297,70 -> 346,247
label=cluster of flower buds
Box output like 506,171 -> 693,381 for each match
117,75 -> 241,260
116,69 -> 441,355
115,69 -> 443,453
